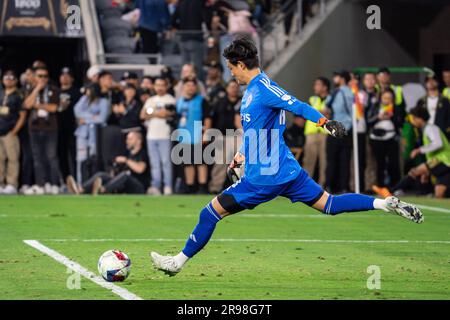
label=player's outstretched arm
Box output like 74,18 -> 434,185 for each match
263,83 -> 347,138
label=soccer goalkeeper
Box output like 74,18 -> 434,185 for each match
151,38 -> 423,275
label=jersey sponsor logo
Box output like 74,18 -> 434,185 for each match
241,113 -> 251,123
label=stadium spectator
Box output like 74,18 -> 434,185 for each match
220,3 -> 257,39
175,77 -> 211,194
135,0 -> 171,60
97,71 -> 123,124
367,89 -> 401,189
172,0 -> 208,79
284,116 -> 306,163
111,84 -> 142,130
18,69 -> 35,193
20,68 -> 35,92
443,68 -> 450,100
205,25 -> 224,67
139,88 -> 152,106
325,70 -> 353,193
373,106 -> 449,199
67,131 -> 149,195
160,66 -> 176,96
0,71 -> 26,194
140,75 -> 155,98
141,77 -> 177,195
208,79 -> 242,193
205,60 -> 226,108
23,67 -> 61,195
376,67 -> 406,130
215,3 -> 258,82
58,67 -> 80,181
417,75 -> 450,140
361,73 -> 379,116
250,0 -> 272,27
32,60 -> 47,70
98,71 -> 120,104
174,63 -> 207,99
73,83 -> 110,183
121,71 -> 140,88
360,72 -> 379,190
86,65 -> 101,83
302,77 -> 329,186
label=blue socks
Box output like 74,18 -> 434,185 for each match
180,195 -> 376,258
324,194 -> 375,215
182,203 -> 222,258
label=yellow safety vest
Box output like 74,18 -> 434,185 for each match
304,96 -> 326,135
376,84 -> 403,105
443,87 -> 450,101
423,125 -> 450,167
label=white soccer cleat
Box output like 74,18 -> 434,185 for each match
385,196 -> 424,224
150,251 -> 182,276
2,185 -> 17,195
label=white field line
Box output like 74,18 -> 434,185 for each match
2,203 -> 449,218
41,238 -> 450,244
0,214 -> 379,218
416,204 -> 450,214
23,240 -> 143,300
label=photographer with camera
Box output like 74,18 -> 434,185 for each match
112,83 -> 142,131
140,77 -> 177,195
67,131 -> 149,195
23,66 -> 61,195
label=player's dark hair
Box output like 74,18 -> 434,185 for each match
410,105 -> 430,122
223,37 -> 259,70
316,77 -> 330,90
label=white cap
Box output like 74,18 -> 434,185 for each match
86,65 -> 101,80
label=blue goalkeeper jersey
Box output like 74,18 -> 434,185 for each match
239,71 -> 323,185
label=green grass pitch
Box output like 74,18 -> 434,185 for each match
0,195 -> 449,300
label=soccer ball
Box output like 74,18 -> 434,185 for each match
98,250 -> 131,282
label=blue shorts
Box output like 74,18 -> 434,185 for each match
218,169 -> 324,213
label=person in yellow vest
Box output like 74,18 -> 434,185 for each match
376,67 -> 406,129
442,68 -> 450,101
302,77 -> 330,186
373,106 -> 450,199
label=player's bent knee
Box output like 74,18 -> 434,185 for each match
216,193 -> 245,216
310,191 -> 329,213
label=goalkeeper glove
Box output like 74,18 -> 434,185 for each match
317,118 -> 347,138
227,160 -> 243,183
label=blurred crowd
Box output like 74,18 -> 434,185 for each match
109,0 -> 320,78
1,61 -> 449,197
286,68 -> 450,199
0,59 -> 244,196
